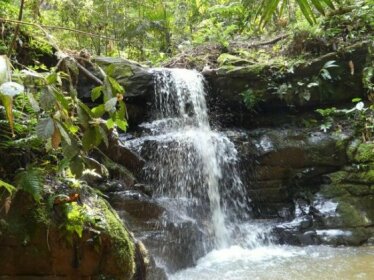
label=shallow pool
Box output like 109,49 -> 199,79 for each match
170,245 -> 374,280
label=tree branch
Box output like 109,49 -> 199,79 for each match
0,17 -> 120,42
7,0 -> 25,56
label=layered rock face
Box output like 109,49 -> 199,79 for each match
204,41 -> 371,129
0,190 -> 145,280
231,129 -> 373,246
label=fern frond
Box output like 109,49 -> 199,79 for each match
14,167 -> 44,202
0,179 -> 16,194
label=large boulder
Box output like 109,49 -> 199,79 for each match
0,188 -> 145,279
109,189 -> 207,275
228,127 -> 352,218
272,141 -> 374,246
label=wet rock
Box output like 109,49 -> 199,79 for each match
273,166 -> 374,246
111,194 -> 208,273
231,127 -> 352,219
101,132 -> 145,175
315,228 -> 371,246
109,191 -> 165,221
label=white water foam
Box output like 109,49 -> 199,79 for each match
126,68 -> 256,249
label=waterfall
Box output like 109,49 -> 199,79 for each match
126,68 -> 258,251
120,68 -> 374,280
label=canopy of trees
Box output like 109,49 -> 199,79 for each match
2,0 -> 371,62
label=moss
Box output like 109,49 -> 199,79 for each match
97,198 -> 135,278
325,171 -> 349,184
354,142 -> 374,163
320,183 -> 349,198
221,63 -> 268,77
347,139 -> 361,162
32,203 -> 52,226
322,181 -> 373,198
335,137 -> 350,154
344,184 -> 372,196
346,170 -> 374,184
336,201 -> 368,227
217,53 -> 252,67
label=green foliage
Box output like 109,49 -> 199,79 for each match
319,60 -> 339,80
14,167 -> 44,202
322,0 -> 374,42
61,202 -> 88,239
0,59 -> 128,179
363,66 -> 374,94
316,98 -> 374,139
0,179 -> 16,194
258,0 -> 336,26
2,0 -> 367,63
241,89 -> 262,110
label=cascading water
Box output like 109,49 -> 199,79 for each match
122,68 -> 374,279
153,68 -> 230,247
126,68 -> 261,252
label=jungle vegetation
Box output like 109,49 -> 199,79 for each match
0,0 -> 373,241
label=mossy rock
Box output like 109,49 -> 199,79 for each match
323,171 -> 349,184
320,183 -> 350,198
347,139 -> 362,162
354,142 -> 374,163
346,170 -> 374,184
217,53 -> 254,67
218,63 -> 269,77
0,187 -> 138,279
336,200 -> 371,227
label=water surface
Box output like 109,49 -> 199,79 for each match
171,245 -> 374,280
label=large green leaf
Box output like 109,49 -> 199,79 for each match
36,117 -> 55,139
91,104 -> 106,118
69,156 -> 85,178
56,122 -> 72,145
258,0 -> 336,26
91,86 -> 103,102
297,0 -> 317,25
108,76 -> 124,94
105,97 -> 118,113
103,76 -> 113,101
40,86 -> 56,111
116,118 -> 128,131
310,0 -> 326,15
82,126 -> 102,151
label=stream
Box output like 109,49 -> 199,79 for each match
121,68 -> 374,279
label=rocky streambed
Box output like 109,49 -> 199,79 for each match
84,40 -> 373,278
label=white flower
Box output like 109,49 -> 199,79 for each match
355,101 -> 364,111
0,82 -> 24,97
